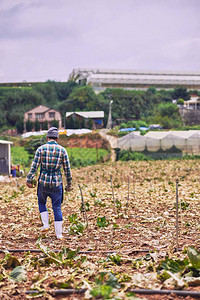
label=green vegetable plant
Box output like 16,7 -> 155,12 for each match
68,213 -> 85,235
97,216 -> 109,228
108,254 -> 122,265
157,247 -> 200,287
37,239 -> 82,267
90,272 -> 120,299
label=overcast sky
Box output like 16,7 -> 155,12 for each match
0,0 -> 200,82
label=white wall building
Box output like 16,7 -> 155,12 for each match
0,140 -> 13,175
184,97 -> 200,110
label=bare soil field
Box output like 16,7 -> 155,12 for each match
0,159 -> 200,299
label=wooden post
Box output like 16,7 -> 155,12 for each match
110,175 -> 117,214
175,179 -> 179,251
96,142 -> 99,162
126,176 -> 130,208
78,184 -> 88,228
179,189 -> 183,240
133,173 -> 135,201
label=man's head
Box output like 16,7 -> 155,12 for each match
47,127 -> 59,140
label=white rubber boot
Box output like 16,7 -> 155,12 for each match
54,221 -> 63,239
40,211 -> 49,232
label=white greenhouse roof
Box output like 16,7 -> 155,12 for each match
118,132 -> 146,141
145,131 -> 198,139
0,140 -> 13,145
69,68 -> 200,77
188,131 -> 200,138
145,132 -> 170,139
66,111 -> 104,118
117,130 -> 200,153
87,73 -> 200,85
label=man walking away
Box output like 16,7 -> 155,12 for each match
26,127 -> 72,240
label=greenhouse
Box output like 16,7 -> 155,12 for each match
117,131 -> 200,155
69,68 -> 200,91
117,132 -> 157,152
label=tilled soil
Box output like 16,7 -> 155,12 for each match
0,160 -> 200,299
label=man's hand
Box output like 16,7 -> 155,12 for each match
65,185 -> 73,192
26,182 -> 34,188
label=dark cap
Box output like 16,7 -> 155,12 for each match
47,127 -> 59,139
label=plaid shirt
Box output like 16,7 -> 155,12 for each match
27,141 -> 72,188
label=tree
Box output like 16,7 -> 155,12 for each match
42,120 -> 48,130
24,136 -> 46,158
0,110 -> 6,127
100,88 -> 146,121
48,80 -> 78,101
177,98 -> 185,105
147,86 -> 157,94
172,87 -> 190,100
33,82 -> 58,106
157,102 -> 179,118
66,86 -> 102,111
34,119 -> 41,131
16,119 -> 24,134
51,119 -> 59,128
0,88 -> 44,129
150,102 -> 182,129
26,120 -> 34,132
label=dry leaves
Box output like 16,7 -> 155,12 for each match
0,159 -> 200,299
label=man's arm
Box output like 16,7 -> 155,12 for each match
26,148 -> 41,188
62,149 -> 72,191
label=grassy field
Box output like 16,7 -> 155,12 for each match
11,146 -> 109,168
11,146 -> 30,166
67,147 -> 109,167
0,86 -> 32,89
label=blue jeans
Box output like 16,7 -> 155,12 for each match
37,183 -> 63,221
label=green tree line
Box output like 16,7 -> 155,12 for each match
0,79 -> 195,134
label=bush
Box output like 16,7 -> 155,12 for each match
24,136 -> 46,158
119,120 -> 148,130
151,102 -> 182,129
177,98 -> 184,105
118,150 -> 150,161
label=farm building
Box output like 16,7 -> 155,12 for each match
0,140 -> 13,175
66,111 -> 104,129
24,105 -> 62,132
184,96 -> 200,110
118,131 -> 200,155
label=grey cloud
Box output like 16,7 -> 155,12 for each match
0,23 -> 76,40
0,0 -> 200,82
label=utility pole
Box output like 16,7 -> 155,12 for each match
106,99 -> 113,129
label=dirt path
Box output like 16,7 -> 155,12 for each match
99,129 -> 118,162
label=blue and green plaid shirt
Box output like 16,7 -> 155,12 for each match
27,141 -> 72,188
